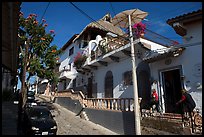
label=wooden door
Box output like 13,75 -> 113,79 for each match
105,71 -> 113,98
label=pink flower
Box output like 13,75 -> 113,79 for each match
42,19 -> 46,22
172,41 -> 179,45
19,11 -> 23,16
33,21 -> 38,24
41,38 -> 46,41
133,22 -> 146,38
50,30 -> 55,33
44,24 -> 48,27
29,13 -> 37,17
27,16 -> 32,19
33,14 -> 37,17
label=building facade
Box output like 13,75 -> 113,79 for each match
2,2 -> 21,96
57,13 -> 185,113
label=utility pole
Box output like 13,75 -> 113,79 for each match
21,40 -> 29,108
128,14 -> 141,135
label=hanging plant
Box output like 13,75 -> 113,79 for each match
132,22 -> 146,38
73,52 -> 87,69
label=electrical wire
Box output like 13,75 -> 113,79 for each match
69,2 -> 201,51
69,2 -> 182,45
39,2 -> 50,23
148,4 -> 201,21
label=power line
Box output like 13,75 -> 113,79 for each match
146,5 -> 201,23
39,2 -> 50,23
140,5 -> 201,27
69,2 -> 199,48
69,2 -> 129,41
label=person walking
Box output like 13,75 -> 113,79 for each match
176,89 -> 196,132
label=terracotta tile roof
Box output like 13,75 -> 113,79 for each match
166,9 -> 202,25
143,47 -> 185,63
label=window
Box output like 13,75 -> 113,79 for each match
123,71 -> 132,85
72,79 -> 76,88
69,47 -> 74,56
79,42 -> 81,49
64,80 -> 66,90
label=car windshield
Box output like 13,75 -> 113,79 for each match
27,91 -> 35,96
29,108 -> 51,119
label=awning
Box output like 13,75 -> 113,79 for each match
143,47 -> 185,63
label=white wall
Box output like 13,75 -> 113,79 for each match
183,21 -> 202,44
93,38 -> 167,99
58,37 -> 88,90
149,20 -> 202,114
94,56 -> 134,98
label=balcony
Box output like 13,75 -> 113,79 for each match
59,69 -> 77,80
78,29 -> 178,72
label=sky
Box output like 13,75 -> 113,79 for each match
20,2 -> 202,49
18,2 -> 202,89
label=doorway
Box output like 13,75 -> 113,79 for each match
105,71 -> 113,98
87,77 -> 93,98
161,68 -> 182,113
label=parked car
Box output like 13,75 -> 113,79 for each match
27,91 -> 35,101
23,106 -> 57,135
25,91 -> 37,108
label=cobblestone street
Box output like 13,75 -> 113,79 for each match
51,103 -> 119,135
36,96 -> 118,135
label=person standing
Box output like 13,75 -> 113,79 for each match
151,89 -> 160,112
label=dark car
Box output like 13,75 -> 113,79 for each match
23,106 -> 57,135
27,91 -> 35,101
25,91 -> 37,108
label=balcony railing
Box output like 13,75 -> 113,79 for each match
84,98 -> 135,112
87,35 -> 129,62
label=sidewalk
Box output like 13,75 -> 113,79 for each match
2,101 -> 18,135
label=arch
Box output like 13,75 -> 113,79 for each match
104,71 -> 113,98
136,61 -> 151,109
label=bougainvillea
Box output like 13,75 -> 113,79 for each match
73,52 -> 87,69
132,22 -> 146,38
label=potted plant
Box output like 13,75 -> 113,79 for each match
132,22 -> 146,38
73,52 -> 87,69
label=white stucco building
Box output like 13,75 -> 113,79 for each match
57,12 -> 199,115
164,9 -> 202,114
